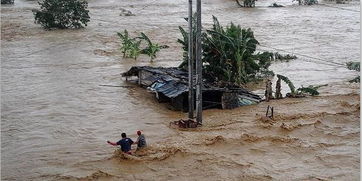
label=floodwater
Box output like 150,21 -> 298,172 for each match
1,0 -> 360,180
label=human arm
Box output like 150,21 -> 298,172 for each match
107,140 -> 118,146
134,135 -> 145,145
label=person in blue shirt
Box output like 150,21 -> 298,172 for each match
107,133 -> 134,154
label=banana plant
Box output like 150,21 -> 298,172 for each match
177,13 -> 198,69
277,74 -> 296,94
297,86 -> 319,96
177,15 -> 283,86
117,30 -> 141,60
129,39 -> 142,60
203,16 -> 259,86
277,74 -> 326,96
139,32 -> 168,61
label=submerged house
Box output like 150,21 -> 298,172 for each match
122,66 -> 261,111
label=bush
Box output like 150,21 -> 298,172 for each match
236,0 -> 256,7
1,0 -> 14,4
346,61 -> 360,83
33,0 -> 90,29
346,61 -> 360,71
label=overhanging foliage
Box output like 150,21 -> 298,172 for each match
33,0 -> 90,29
178,16 -> 286,87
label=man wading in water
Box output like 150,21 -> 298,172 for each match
135,130 -> 147,150
107,133 -> 134,154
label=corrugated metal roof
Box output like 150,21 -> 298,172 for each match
123,66 -> 261,101
154,80 -> 188,98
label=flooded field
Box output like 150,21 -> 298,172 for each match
1,0 -> 360,180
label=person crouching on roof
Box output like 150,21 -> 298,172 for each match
107,133 -> 134,154
135,130 -> 147,150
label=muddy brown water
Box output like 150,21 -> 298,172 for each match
1,0 -> 360,180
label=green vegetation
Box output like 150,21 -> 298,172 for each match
346,61 -> 360,83
274,52 -> 297,61
1,0 -> 14,4
117,30 -> 142,59
253,51 -> 297,66
33,0 -> 90,29
139,32 -> 169,61
177,15 -> 197,69
178,16 -> 294,87
236,0 -> 256,7
117,30 -> 168,61
349,76 -> 360,83
277,74 -> 296,94
203,16 -> 260,85
277,74 -> 327,97
346,61 -> 360,71
297,86 -> 319,96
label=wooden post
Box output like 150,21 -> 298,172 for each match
265,79 -> 273,102
188,0 -> 194,119
138,71 -> 142,85
195,0 -> 202,124
275,77 -> 282,99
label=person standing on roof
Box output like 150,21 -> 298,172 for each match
135,130 -> 147,150
107,133 -> 134,154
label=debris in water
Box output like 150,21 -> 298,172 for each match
120,8 -> 135,16
269,3 -> 284,7
266,105 -> 274,119
170,119 -> 199,128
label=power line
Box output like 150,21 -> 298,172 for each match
205,32 -> 348,68
258,44 -> 346,67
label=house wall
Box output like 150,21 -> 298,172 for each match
138,70 -> 155,87
203,91 -> 223,109
156,92 -> 170,103
221,92 -> 240,109
170,95 -> 185,111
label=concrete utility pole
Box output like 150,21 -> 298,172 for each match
188,0 -> 194,119
195,0 -> 202,124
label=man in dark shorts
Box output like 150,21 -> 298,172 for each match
135,130 -> 147,150
107,133 -> 134,154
